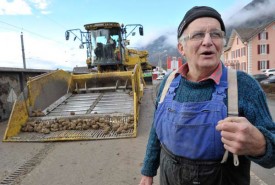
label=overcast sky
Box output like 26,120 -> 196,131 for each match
0,0 -> 252,70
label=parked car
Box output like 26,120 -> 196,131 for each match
260,75 -> 275,84
252,74 -> 268,82
156,75 -> 164,80
264,68 -> 275,76
260,69 -> 267,73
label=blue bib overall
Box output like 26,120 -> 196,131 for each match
154,68 -> 228,160
154,67 -> 250,185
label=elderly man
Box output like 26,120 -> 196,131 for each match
139,6 -> 275,185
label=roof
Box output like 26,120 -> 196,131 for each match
224,19 -> 275,50
84,22 -> 121,31
0,67 -> 53,73
234,27 -> 260,42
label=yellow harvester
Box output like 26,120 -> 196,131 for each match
3,22 -> 151,142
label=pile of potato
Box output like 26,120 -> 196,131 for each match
21,116 -> 134,135
31,109 -> 45,117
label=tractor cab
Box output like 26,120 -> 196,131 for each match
65,22 -> 144,72
84,22 -> 123,70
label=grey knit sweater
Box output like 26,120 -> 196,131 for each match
141,68 -> 275,177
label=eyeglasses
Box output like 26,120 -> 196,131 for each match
182,30 -> 225,41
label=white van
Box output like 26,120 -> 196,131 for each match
156,75 -> 164,80
265,68 -> 275,76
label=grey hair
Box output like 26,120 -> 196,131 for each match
178,34 -> 186,45
223,38 -> 227,46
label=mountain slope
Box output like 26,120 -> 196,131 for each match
226,0 -> 275,37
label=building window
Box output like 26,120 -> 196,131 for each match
241,47 -> 246,56
260,32 -> 267,40
230,63 -> 235,69
260,44 -> 267,54
236,61 -> 240,70
258,44 -> 270,54
231,51 -> 235,59
258,31 -> 268,40
258,60 -> 269,70
241,62 -> 246,71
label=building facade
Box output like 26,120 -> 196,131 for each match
223,20 -> 275,75
166,56 -> 183,73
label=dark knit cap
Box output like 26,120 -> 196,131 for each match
178,6 -> 226,38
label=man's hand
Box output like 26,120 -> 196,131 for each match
139,176 -> 153,185
216,116 -> 266,157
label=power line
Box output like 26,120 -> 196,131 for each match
0,25 -> 18,32
41,14 -> 68,30
0,3 -> 85,62
0,20 -> 20,30
0,1 -> 84,48
0,20 -> 66,46
0,18 -> 85,55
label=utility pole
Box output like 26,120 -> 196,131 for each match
158,50 -> 167,72
20,32 -> 26,69
158,53 -> 162,70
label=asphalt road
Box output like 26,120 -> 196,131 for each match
0,84 -> 275,185
250,93 -> 275,185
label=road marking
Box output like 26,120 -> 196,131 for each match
250,171 -> 268,185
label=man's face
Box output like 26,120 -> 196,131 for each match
178,17 -> 224,71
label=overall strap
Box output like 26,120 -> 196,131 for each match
227,68 -> 238,116
159,70 -> 178,103
221,68 -> 239,166
212,67 -> 227,101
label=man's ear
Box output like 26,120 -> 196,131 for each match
177,42 -> 185,55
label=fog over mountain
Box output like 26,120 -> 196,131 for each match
143,0 -> 275,67
226,0 -> 275,27
141,35 -> 182,67
225,0 -> 275,37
